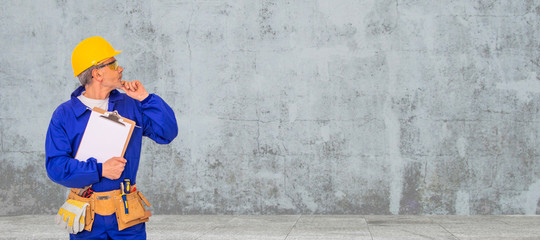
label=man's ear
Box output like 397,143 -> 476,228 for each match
91,68 -> 103,83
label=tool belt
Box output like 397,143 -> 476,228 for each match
67,185 -> 152,231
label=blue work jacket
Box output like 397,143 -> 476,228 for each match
45,86 -> 178,192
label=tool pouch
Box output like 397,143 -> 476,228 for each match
66,190 -> 95,231
113,191 -> 152,231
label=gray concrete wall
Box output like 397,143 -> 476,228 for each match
1,0 -> 539,215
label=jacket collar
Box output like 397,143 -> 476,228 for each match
70,86 -> 123,117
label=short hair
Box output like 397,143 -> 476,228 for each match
77,65 -> 98,86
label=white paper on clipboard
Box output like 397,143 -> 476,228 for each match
75,107 -> 135,163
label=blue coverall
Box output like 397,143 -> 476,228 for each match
45,86 -> 178,239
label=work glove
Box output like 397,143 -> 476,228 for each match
56,199 -> 88,234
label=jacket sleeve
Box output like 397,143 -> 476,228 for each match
140,94 -> 178,144
45,108 -> 102,188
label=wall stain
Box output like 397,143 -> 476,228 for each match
400,162 -> 423,214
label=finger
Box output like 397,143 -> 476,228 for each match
127,81 -> 134,90
65,216 -> 71,232
59,215 -> 67,229
80,209 -> 86,231
72,217 -> 79,233
79,220 -> 84,233
130,81 -> 138,91
113,157 -> 127,163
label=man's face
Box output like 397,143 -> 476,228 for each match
96,57 -> 123,89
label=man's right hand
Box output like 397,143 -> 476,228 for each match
102,157 -> 127,180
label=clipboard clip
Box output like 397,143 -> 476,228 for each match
100,110 -> 125,126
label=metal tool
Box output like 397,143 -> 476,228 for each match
120,182 -> 129,214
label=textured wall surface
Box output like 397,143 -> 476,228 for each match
1,0 -> 540,215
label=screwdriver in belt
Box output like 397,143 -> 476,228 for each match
120,182 -> 129,214
124,179 -> 130,193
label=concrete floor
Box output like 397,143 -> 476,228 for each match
1,215 -> 540,239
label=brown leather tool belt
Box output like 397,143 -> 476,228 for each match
68,185 -> 152,231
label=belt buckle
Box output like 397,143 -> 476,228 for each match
96,195 -> 111,200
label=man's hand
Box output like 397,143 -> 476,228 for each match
121,80 -> 149,101
102,157 -> 127,180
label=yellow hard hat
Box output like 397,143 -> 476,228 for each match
71,36 -> 122,77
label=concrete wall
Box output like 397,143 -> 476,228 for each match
1,0 -> 540,215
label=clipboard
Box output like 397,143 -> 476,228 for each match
75,107 -> 135,163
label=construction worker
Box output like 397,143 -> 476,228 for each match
45,36 -> 178,239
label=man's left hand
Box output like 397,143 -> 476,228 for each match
121,80 -> 150,101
